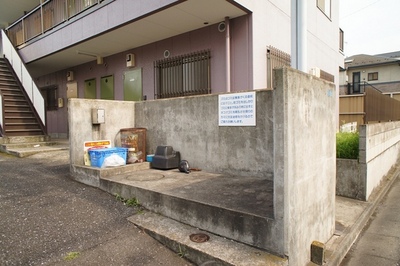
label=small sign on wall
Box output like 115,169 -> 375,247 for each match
218,91 -> 256,126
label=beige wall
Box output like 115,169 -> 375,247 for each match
347,64 -> 400,84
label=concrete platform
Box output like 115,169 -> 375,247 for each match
70,161 -> 400,265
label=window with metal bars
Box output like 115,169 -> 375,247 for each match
40,85 -> 58,111
154,50 -> 211,99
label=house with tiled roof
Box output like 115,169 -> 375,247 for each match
340,51 -> 400,99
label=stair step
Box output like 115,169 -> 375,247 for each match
0,74 -> 14,79
4,125 -> 38,130
4,98 -> 27,103
4,104 -> 30,109
5,116 -> 36,120
1,135 -> 50,144
0,140 -> 69,158
100,172 -> 275,251
2,93 -> 24,97
128,212 -> 287,266
3,131 -> 45,137
0,85 -> 20,90
5,110 -> 35,113
5,129 -> 43,133
5,102 -> 29,106
6,122 -> 40,126
1,141 -> 58,149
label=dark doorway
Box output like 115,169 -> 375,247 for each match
352,72 -> 361,93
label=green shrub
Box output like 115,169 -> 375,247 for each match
336,132 -> 359,159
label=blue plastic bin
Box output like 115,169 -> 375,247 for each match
88,147 -> 127,168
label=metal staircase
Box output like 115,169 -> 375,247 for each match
0,58 -> 46,137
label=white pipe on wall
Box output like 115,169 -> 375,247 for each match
225,16 -> 231,92
291,0 -> 307,72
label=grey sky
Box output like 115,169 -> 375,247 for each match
339,0 -> 400,57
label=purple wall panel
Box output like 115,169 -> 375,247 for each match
231,15 -> 252,91
36,15 -> 250,136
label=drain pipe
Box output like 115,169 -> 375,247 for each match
225,16 -> 231,92
291,0 -> 307,72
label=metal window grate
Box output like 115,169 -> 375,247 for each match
154,50 -> 211,99
266,46 -> 291,89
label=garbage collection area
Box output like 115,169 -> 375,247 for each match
68,68 -> 337,265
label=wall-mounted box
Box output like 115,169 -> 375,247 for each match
126,53 -> 135,67
67,71 -> 74,81
58,98 -> 64,108
92,108 -> 105,124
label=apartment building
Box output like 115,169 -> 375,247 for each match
1,0 -> 343,138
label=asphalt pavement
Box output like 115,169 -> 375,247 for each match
0,150 -> 193,266
340,175 -> 400,266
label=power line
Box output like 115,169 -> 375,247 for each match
340,0 -> 384,20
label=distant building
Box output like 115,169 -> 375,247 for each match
340,51 -> 400,100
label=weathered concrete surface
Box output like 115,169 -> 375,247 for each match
134,91 -> 275,179
273,67 -> 336,265
340,170 -> 400,265
99,170 -> 275,251
128,212 -> 288,266
336,159 -> 366,200
68,98 -> 135,166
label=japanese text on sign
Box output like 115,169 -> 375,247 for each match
218,92 -> 256,126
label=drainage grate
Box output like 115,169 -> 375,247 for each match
189,233 -> 210,243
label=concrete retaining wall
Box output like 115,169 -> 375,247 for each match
68,99 -> 136,166
69,92 -> 274,178
273,68 -> 336,264
336,121 -> 400,200
68,67 -> 336,265
336,159 -> 365,200
135,92 -> 274,178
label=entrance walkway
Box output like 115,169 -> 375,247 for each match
340,176 -> 400,265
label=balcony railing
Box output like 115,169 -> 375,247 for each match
6,0 -> 104,47
266,46 -> 291,89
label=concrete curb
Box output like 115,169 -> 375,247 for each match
325,165 -> 400,265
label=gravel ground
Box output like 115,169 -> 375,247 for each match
0,150 -> 193,266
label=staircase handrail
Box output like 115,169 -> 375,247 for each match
1,29 -> 46,127
362,81 -> 382,93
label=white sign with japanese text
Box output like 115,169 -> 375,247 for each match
218,92 -> 256,126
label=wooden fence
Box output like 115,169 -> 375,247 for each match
339,86 -> 400,127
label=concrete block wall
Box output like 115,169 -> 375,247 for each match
361,121 -> 400,199
336,121 -> 400,201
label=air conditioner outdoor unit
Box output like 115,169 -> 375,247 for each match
309,67 -> 321,78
